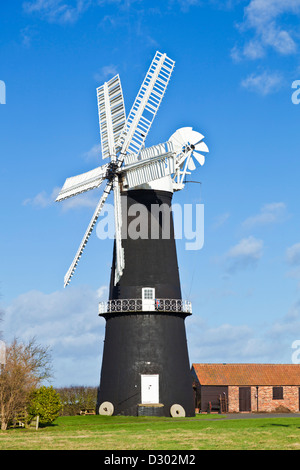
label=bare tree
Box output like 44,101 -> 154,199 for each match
0,337 -> 52,430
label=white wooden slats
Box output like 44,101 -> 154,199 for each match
58,52 -> 178,288
139,141 -> 174,162
97,74 -> 126,160
113,175 -> 125,285
64,181 -> 114,287
124,155 -> 175,189
123,153 -> 138,166
123,140 -> 175,167
118,51 -> 175,158
56,164 -> 109,202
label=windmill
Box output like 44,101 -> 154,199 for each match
56,51 -> 209,417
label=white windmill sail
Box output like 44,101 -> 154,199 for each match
113,175 -> 125,285
57,51 -> 181,288
97,75 -> 126,283
122,141 -> 176,190
118,51 -> 175,158
97,74 -> 126,160
123,141 -> 175,167
169,127 -> 209,188
111,52 -> 174,284
124,156 -> 175,189
64,180 -> 114,287
62,74 -> 126,287
56,164 -> 109,202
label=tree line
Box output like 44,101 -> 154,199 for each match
55,386 -> 98,416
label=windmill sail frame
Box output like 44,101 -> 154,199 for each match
56,51 -> 208,288
97,74 -> 126,160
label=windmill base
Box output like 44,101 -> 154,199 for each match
97,312 -> 195,417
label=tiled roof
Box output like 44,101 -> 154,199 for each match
192,363 -> 300,386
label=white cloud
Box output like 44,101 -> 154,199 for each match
187,316 -> 281,364
187,295 -> 300,365
241,71 -> 283,95
23,186 -> 60,208
267,300 -> 300,355
23,146 -> 104,210
188,321 -> 255,362
212,212 -> 230,229
22,0 -> 146,26
242,39 -> 265,60
224,236 -> 263,273
94,65 -> 119,83
82,144 -> 101,162
176,0 -> 201,12
233,0 -> 300,60
20,26 -> 36,47
60,190 -> 101,210
23,185 -> 102,211
242,202 -> 287,229
23,0 -> 91,24
286,243 -> 300,266
2,285 -> 108,386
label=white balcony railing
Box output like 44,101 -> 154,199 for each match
98,299 -> 192,315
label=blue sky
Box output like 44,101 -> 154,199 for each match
1,0 -> 300,386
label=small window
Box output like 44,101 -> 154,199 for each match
273,387 -> 283,400
142,288 -> 155,300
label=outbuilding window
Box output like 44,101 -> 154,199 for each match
272,386 -> 283,400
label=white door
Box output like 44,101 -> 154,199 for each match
142,287 -> 155,312
141,374 -> 159,404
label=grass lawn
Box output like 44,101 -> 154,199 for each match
1,414 -> 300,450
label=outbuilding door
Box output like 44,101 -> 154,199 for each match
239,387 -> 251,412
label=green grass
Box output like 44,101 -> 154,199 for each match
1,414 -> 300,450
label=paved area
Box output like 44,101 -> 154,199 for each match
208,413 -> 300,419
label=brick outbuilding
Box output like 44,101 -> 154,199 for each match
191,363 -> 300,413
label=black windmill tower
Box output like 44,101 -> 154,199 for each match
56,52 -> 209,417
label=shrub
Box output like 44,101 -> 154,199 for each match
27,386 -> 62,425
